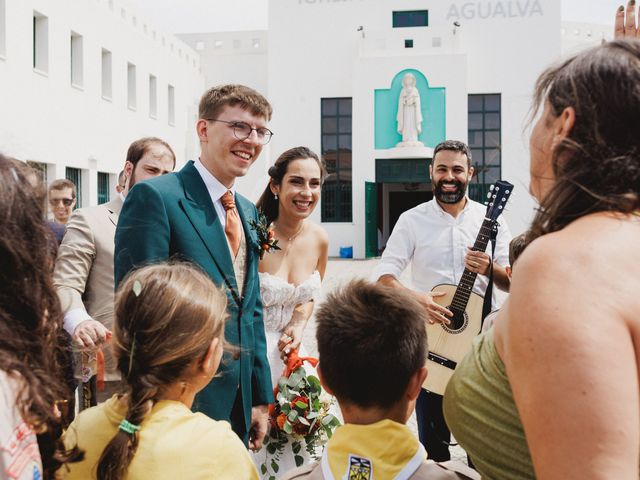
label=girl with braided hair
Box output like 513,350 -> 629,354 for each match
61,263 -> 258,479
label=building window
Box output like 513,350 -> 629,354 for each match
65,167 -> 82,208
101,48 -> 112,99
0,0 -> 6,58
33,11 -> 48,72
404,39 -> 414,48
321,98 -> 352,223
393,10 -> 428,28
168,85 -> 175,126
127,62 -> 136,110
70,32 -> 83,87
97,172 -> 110,204
149,74 -> 157,118
468,94 -> 501,202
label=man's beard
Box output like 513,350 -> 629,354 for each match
433,179 -> 467,204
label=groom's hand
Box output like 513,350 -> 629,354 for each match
248,404 -> 269,451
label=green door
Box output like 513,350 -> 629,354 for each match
365,182 -> 378,258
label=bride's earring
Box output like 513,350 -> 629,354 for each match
274,194 -> 278,200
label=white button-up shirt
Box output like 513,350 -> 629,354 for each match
193,157 -> 236,229
373,198 -> 512,308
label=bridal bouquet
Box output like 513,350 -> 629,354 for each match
261,349 -> 340,479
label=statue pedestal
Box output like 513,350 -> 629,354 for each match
376,145 -> 434,159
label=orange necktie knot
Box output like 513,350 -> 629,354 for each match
221,190 -> 241,258
221,190 -> 236,210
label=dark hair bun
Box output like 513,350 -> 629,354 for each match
268,165 -> 278,178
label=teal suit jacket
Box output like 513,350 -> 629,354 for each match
114,161 -> 273,441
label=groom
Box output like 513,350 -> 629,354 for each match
114,84 -> 274,449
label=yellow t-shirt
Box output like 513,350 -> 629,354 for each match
60,396 -> 258,480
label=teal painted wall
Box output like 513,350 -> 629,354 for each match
374,69 -> 446,149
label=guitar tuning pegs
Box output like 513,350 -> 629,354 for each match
502,197 -> 506,202
499,205 -> 503,209
489,185 -> 495,191
486,192 -> 492,199
506,189 -> 510,194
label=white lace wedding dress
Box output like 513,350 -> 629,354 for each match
253,270 -> 322,479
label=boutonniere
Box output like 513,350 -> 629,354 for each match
249,212 -> 281,260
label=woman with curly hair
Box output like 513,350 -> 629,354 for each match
0,154 -> 78,479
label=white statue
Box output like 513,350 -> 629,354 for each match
396,73 -> 424,147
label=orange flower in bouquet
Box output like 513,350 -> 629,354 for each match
260,349 -> 340,479
249,212 -> 280,260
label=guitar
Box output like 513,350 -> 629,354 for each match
423,180 -> 514,395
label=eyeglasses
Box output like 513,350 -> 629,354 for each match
50,198 -> 74,207
208,119 -> 273,145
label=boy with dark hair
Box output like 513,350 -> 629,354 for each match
284,280 -> 478,480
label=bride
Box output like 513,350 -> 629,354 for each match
253,146 -> 329,477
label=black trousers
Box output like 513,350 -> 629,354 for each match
415,389 -> 451,461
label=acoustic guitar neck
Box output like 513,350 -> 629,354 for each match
449,218 -> 495,317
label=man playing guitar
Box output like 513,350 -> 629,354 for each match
374,140 -> 512,462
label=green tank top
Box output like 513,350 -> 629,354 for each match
443,329 -> 534,480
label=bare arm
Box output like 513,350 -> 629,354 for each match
316,228 -> 329,280
280,226 -> 329,356
499,235 -> 639,479
491,262 -> 510,291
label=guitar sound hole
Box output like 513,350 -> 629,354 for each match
442,307 -> 468,333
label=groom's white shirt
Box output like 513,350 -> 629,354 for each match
193,157 -> 236,229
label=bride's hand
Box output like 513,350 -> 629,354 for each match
278,321 -> 304,360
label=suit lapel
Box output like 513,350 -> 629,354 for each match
236,194 -> 258,307
106,196 -> 123,227
177,162 -> 240,303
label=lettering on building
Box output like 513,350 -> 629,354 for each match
446,0 -> 544,21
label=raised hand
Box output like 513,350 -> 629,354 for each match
615,1 -> 640,39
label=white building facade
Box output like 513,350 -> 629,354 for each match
185,1 -> 612,259
0,0 -> 204,207
266,0 -> 563,259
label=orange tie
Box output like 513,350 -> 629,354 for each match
221,190 -> 241,258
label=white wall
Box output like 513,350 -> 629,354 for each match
178,31 -> 268,94
262,0 -> 563,257
0,0 -> 204,205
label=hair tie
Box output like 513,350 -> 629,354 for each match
119,419 -> 141,435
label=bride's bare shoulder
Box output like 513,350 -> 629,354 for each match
305,221 -> 329,245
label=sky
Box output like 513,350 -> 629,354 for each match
129,0 -> 623,35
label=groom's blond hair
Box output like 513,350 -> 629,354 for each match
198,84 -> 272,122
